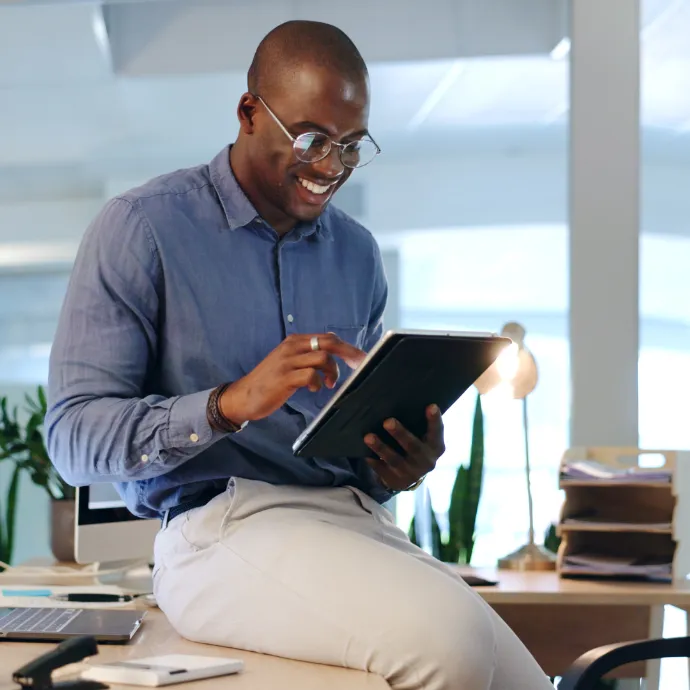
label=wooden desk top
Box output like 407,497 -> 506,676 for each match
0,608 -> 388,690
3,566 -> 690,689
458,567 -> 690,607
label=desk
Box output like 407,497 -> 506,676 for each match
460,567 -> 690,688
3,568 -> 690,690
0,607 -> 388,690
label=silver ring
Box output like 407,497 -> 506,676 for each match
310,336 -> 320,351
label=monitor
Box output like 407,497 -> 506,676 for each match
75,484 -> 160,565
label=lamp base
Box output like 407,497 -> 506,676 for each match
497,543 -> 557,571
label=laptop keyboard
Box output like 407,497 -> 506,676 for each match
0,607 -> 81,633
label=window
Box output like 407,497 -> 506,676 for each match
639,234 -> 690,450
0,271 -> 70,393
393,225 -> 569,566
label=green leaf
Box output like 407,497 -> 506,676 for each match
445,392 -> 485,565
30,470 -> 49,487
409,504 -> 444,560
544,523 -> 561,555
5,464 -> 22,565
0,385 -> 66,502
24,386 -> 47,416
430,507 -> 444,561
0,492 -> 6,566
463,394 -> 485,563
37,385 -> 47,413
24,412 -> 42,439
408,516 -> 418,546
447,466 -> 467,564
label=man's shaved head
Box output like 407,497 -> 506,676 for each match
247,20 -> 368,97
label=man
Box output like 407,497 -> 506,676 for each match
47,20 -> 552,690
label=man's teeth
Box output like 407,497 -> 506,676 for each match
299,178 -> 332,195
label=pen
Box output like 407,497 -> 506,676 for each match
52,593 -> 143,603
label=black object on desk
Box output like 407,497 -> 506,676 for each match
52,593 -> 146,604
461,575 -> 498,587
12,635 -> 108,690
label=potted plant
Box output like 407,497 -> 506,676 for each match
410,392 -> 484,564
0,385 -> 75,566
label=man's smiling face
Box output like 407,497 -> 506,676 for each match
243,63 -> 371,225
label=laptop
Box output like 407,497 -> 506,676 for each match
0,607 -> 146,643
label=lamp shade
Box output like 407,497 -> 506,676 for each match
474,322 -> 538,400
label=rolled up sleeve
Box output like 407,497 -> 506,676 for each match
46,197 -> 225,486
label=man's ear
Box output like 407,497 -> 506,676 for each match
237,93 -> 258,134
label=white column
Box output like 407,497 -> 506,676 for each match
380,248 -> 401,331
569,0 -> 640,447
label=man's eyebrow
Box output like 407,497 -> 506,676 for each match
292,121 -> 370,140
292,120 -> 329,133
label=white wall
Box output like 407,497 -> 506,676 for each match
0,199 -> 100,244
1,151 -> 689,262
0,199 -> 99,269
357,152 -> 690,237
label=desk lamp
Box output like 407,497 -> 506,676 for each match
475,322 -> 556,571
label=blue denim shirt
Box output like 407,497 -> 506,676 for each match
46,146 -> 391,518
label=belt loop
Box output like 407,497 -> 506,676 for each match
161,509 -> 171,530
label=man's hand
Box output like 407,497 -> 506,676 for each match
219,333 -> 366,424
364,405 -> 445,492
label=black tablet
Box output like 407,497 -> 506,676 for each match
292,329 -> 511,458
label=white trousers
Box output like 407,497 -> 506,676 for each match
153,478 -> 553,690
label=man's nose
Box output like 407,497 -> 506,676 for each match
311,145 -> 345,179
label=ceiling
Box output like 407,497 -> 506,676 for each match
0,0 -> 689,202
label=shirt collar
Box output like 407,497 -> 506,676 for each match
209,146 -> 332,241
209,146 -> 258,231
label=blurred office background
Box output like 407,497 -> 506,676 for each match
0,0 -> 688,627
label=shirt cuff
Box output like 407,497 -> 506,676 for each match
165,388 -> 224,449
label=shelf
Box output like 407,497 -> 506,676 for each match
559,568 -> 672,582
559,480 -> 672,489
557,447 -> 690,581
559,522 -> 673,535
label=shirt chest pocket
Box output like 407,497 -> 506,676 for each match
325,324 -> 367,350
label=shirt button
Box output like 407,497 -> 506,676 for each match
189,433 -> 199,443
287,314 -> 294,323
140,454 -> 149,463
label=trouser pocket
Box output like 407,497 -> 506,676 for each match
179,478 -> 242,551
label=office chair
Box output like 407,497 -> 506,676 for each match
559,636 -> 690,689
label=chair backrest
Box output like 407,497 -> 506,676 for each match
559,636 -> 690,690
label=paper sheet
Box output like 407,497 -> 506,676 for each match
563,553 -> 672,576
562,517 -> 672,530
561,459 -> 672,482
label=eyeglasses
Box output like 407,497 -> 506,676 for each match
255,95 -> 381,169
